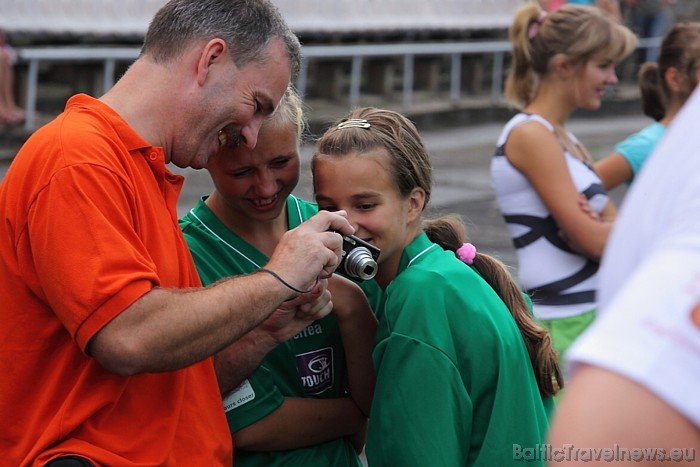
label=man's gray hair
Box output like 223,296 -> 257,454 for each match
142,0 -> 300,79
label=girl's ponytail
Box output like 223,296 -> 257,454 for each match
424,214 -> 563,398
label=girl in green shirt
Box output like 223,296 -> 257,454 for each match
311,107 -> 561,466
180,87 -> 377,466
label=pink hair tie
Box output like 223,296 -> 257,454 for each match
456,243 -> 477,265
527,10 -> 548,40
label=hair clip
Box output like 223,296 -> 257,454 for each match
338,118 -> 370,129
456,243 -> 477,265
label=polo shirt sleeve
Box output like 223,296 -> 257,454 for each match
24,163 -> 159,351
366,333 -> 472,465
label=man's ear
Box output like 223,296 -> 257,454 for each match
196,38 -> 227,86
407,187 -> 426,222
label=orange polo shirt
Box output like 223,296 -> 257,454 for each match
0,94 -> 231,466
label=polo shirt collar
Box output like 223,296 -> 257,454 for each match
66,94 -> 153,153
396,232 -> 439,275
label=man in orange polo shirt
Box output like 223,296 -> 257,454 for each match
0,1 -> 353,466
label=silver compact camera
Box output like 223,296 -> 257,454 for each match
337,234 -> 380,281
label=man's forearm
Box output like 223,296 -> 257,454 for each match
89,211 -> 353,375
88,271 -> 291,375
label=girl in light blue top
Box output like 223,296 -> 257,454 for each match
595,22 -> 700,190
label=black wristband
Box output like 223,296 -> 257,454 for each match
258,268 -> 318,294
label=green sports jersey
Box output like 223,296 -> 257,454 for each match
179,196 -> 362,467
366,232 -> 549,466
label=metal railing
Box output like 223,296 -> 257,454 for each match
17,46 -> 141,132
297,41 -> 513,111
16,36 -> 661,132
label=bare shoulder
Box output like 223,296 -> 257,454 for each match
505,120 -> 562,173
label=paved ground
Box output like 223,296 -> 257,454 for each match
169,113 -> 647,272
1,113 -> 648,273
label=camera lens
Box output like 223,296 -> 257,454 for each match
344,247 -> 378,280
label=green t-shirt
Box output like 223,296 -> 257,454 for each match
180,195 -> 365,467
366,233 -> 550,466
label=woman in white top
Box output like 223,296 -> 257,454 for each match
490,2 -> 636,379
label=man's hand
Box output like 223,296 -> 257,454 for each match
266,211 -> 354,291
259,279 -> 334,344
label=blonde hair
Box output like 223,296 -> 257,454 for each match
265,84 -> 307,143
423,214 -> 563,398
505,2 -> 637,108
